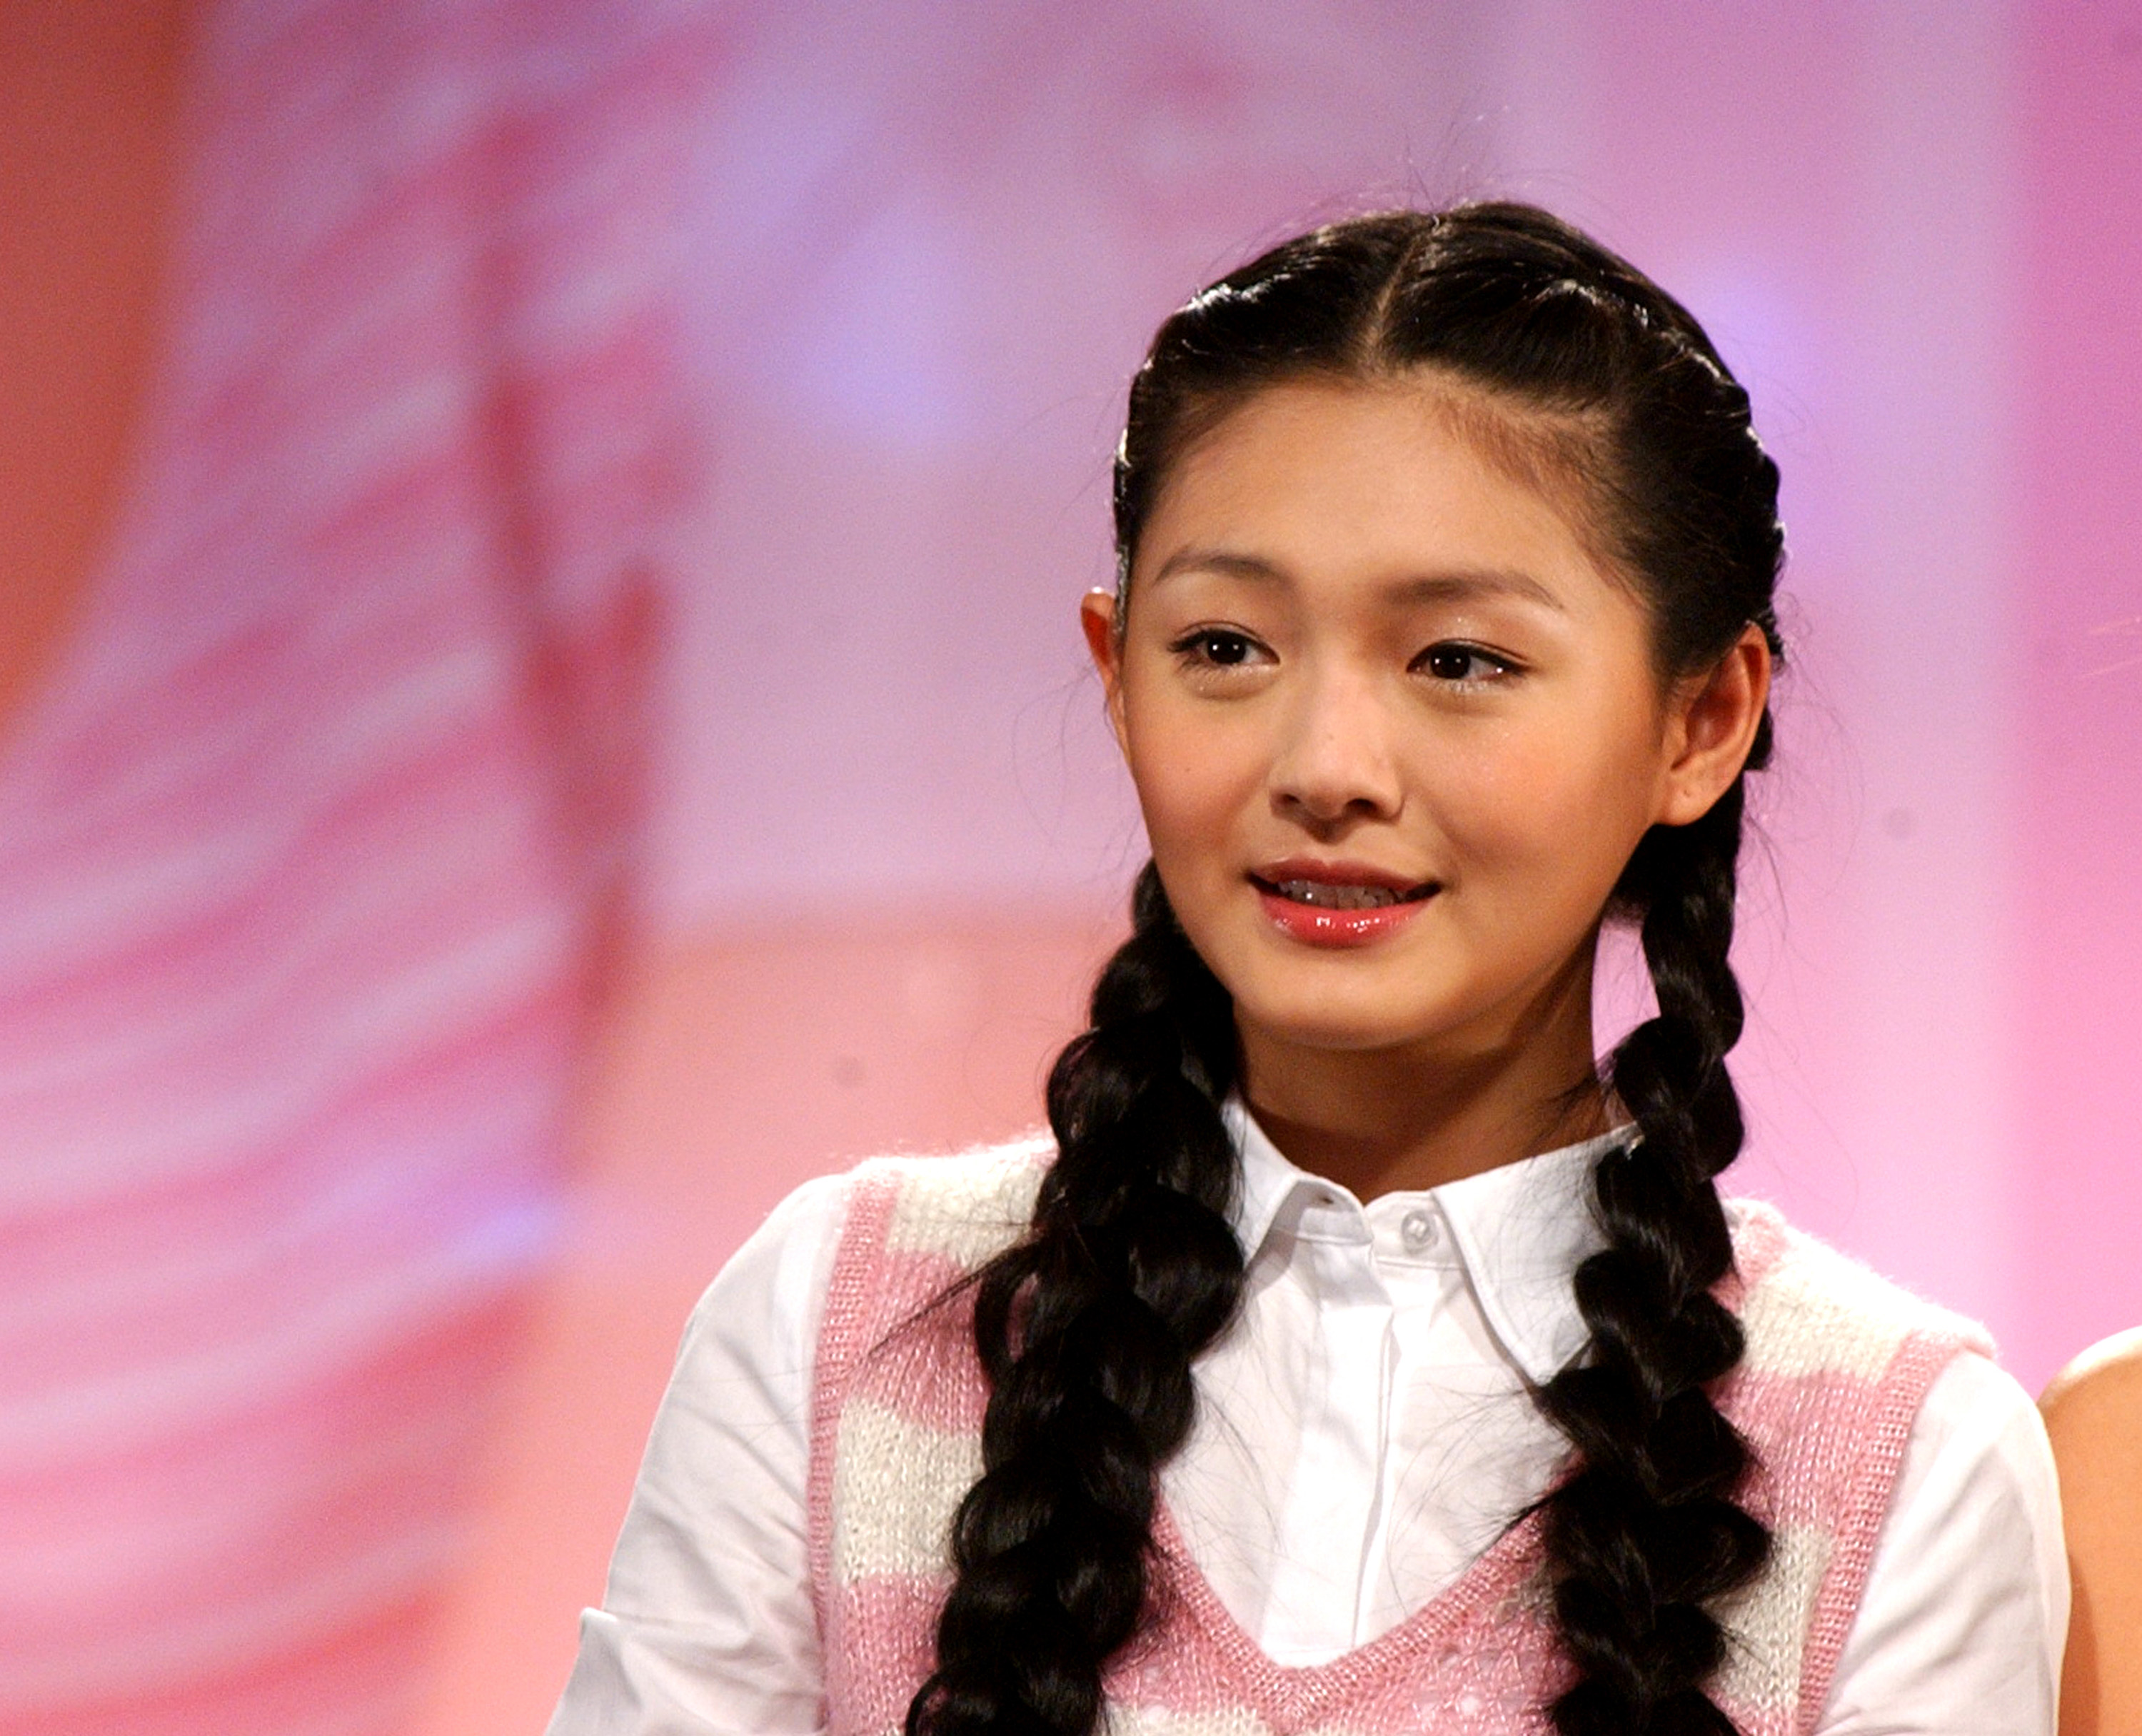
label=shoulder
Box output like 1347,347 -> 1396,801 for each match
2040,1328 -> 2142,1735
1706,1207 -> 2053,1715
1809,1352 -> 2066,1727
2041,1323 -> 2142,1445
839,1133 -> 1052,1271
799,1134 -> 1053,1389
1725,1198 -> 1995,1378
808,1140 -> 1051,1527
2042,1325 -> 2142,1520
721,1133 -> 1053,1275
671,1135 -> 1052,1376
1716,1203 -> 2003,1535
1909,1348 -> 2062,1555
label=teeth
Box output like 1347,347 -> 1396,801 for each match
1274,879 -> 1405,910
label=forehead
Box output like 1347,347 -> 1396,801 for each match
1133,377 -> 1624,617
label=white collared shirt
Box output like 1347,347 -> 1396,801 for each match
550,1109 -> 2067,1734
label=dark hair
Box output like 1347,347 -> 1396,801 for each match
907,202 -> 1785,1736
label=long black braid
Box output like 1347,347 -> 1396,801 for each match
907,203 -> 1787,1736
1538,778 -> 1773,1735
906,863 -> 1244,1736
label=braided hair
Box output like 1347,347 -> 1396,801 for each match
906,862 -> 1242,1736
907,204 -> 1786,1736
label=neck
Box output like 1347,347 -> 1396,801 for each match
1237,948 -> 1609,1200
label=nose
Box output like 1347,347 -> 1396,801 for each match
1268,668 -> 1404,832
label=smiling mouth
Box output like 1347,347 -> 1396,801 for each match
1252,876 -> 1439,910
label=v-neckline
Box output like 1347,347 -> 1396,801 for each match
1141,1498 -> 1548,1731
1120,1210 -> 1794,1730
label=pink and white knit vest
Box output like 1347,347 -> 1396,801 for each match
806,1142 -> 1989,1736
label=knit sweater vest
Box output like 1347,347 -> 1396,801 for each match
805,1141 -> 1991,1736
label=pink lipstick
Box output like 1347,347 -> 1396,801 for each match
1250,860 -> 1439,949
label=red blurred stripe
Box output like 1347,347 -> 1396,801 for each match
0,0 -> 720,1726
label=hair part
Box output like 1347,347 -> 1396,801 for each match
912,201 -> 1786,1736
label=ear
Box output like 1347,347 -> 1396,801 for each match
1656,623 -> 1773,826
1080,587 -> 1131,756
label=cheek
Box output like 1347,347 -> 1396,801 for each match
1434,719 -> 1659,890
1120,706 -> 1264,868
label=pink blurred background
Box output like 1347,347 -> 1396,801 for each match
1,1 -> 2137,1731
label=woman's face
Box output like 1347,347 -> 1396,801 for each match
1085,378 -> 1761,1079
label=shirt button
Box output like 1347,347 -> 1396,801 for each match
1399,1208 -> 1437,1252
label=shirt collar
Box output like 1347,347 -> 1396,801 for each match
1222,1095 -> 1318,1258
1220,1095 -> 1632,1385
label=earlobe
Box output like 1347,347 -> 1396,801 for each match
1080,588 -> 1130,753
1659,626 -> 1773,826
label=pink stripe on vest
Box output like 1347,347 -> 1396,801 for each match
808,1143 -> 1988,1736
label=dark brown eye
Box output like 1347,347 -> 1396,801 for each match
1167,626 -> 1273,673
1415,642 -> 1514,683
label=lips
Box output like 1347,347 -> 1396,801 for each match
1249,861 -> 1439,947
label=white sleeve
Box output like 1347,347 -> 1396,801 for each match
1815,1351 -> 2068,1735
545,1169 -> 852,1736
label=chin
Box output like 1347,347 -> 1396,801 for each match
1232,988 -> 1451,1057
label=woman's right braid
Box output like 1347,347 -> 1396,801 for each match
1534,783 -> 1772,1735
906,863 -> 1245,1736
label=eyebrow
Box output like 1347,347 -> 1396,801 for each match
1147,546 -> 1567,613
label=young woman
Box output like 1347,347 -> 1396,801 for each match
548,205 -> 2064,1735
2043,1328 -> 2142,1736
